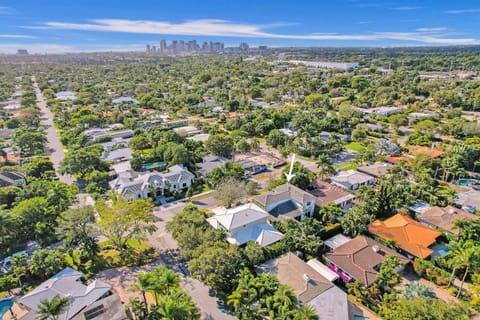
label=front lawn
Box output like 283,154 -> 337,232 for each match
345,142 -> 366,151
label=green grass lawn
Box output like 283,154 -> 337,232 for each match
345,142 -> 366,151
334,160 -> 359,171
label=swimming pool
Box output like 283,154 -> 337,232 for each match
142,162 -> 166,170
0,299 -> 13,320
458,179 -> 479,186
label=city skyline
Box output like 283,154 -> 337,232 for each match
1,0 -> 480,53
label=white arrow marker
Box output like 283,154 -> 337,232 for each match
284,153 -> 296,182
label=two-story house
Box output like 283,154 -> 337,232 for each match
207,203 -> 283,247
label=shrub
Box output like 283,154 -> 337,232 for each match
413,258 -> 449,286
320,223 -> 342,240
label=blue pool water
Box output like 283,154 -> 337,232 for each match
458,179 -> 478,186
142,162 -> 166,170
436,247 -> 451,256
0,299 -> 13,320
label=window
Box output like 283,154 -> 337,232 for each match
84,305 -> 105,320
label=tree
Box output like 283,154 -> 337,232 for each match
138,265 -> 180,305
188,241 -> 246,294
318,202 -> 343,224
315,153 -> 335,180
212,177 -> 246,208
37,294 -> 72,320
95,195 -> 157,252
151,290 -> 200,320
56,206 -> 98,258
13,130 -> 46,155
293,304 -> 319,320
376,255 -> 403,292
29,248 -> 67,279
59,146 -> 107,179
340,205 -> 375,237
280,218 -> 323,257
205,134 -> 234,158
382,297 -> 471,320
243,241 -> 265,266
24,157 -> 55,179
397,281 -> 435,300
280,162 -> 314,190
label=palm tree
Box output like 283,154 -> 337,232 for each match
293,304 -> 319,320
37,294 -> 71,320
151,290 -> 199,320
316,153 -> 335,180
138,265 -> 180,305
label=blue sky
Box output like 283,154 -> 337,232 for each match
1,0 -> 480,53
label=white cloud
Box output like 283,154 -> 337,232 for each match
0,34 -> 37,39
0,6 -> 14,14
39,18 -> 480,45
392,6 -> 422,11
445,8 -> 480,14
416,28 -> 448,32
0,43 -> 73,54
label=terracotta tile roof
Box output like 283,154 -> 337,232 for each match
307,180 -> 355,207
368,214 -> 441,259
409,146 -> 444,158
0,154 -> 21,163
325,236 -> 409,286
384,156 -> 409,165
418,206 -> 480,235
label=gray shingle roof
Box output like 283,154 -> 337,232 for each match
254,183 -> 315,209
19,267 -> 111,320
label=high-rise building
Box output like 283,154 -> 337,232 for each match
146,44 -> 151,53
160,40 -> 167,53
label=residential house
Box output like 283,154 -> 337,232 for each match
101,147 -> 132,162
416,205 -> 480,235
196,154 -> 228,176
254,183 -> 315,221
233,152 -> 284,175
83,128 -> 134,143
324,236 -> 409,286
187,133 -> 210,143
206,203 -> 283,247
112,97 -> 139,105
55,91 -> 77,100
307,179 -> 355,212
0,171 -> 26,188
11,267 -> 125,320
173,126 -> 201,136
455,190 -> 480,212
319,131 -> 349,142
330,170 -> 375,191
368,214 -> 442,259
257,252 -> 353,320
356,162 -> 393,179
409,146 -> 444,159
110,165 -> 194,199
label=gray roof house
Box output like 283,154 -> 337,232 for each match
195,154 -> 228,176
330,170 -> 375,191
257,253 -> 353,320
0,171 -> 26,188
254,183 -> 315,221
110,165 -> 195,199
14,268 -> 125,320
207,203 -> 283,247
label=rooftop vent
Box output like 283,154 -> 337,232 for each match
303,274 -> 311,282
372,245 -> 380,253
448,208 -> 457,214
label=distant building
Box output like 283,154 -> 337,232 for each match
16,49 -> 29,55
0,171 -> 26,188
289,60 -> 359,70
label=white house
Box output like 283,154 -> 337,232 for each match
110,165 -> 195,199
330,170 -> 375,191
207,203 -> 283,247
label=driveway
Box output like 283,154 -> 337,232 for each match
32,76 -> 75,185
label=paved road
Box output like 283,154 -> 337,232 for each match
148,196 -> 236,320
32,76 -> 74,185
